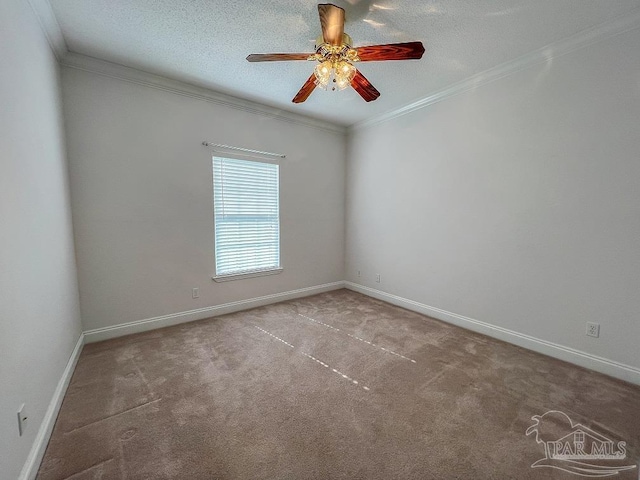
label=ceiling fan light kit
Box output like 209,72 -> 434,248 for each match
246,3 -> 425,103
311,34 -> 358,91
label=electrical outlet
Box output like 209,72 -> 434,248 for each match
375,274 -> 381,283
192,288 -> 199,299
586,322 -> 600,338
17,404 -> 27,436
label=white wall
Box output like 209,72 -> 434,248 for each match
0,0 -> 83,478
62,67 -> 346,332
346,27 -> 640,373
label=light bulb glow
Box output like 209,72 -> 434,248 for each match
334,61 -> 356,90
314,60 -> 333,88
313,60 -> 356,91
337,61 -> 355,77
335,75 -> 350,90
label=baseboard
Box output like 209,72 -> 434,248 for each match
19,282 -> 344,476
345,282 -> 640,386
84,281 -> 346,343
15,281 -> 639,480
19,333 -> 85,480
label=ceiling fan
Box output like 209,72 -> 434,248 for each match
246,3 -> 425,103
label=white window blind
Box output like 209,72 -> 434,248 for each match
213,156 -> 280,277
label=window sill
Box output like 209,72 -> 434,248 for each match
212,267 -> 283,283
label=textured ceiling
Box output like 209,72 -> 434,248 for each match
50,0 -> 640,126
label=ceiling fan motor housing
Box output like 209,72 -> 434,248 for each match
313,34 -> 359,63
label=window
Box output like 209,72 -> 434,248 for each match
213,156 -> 281,280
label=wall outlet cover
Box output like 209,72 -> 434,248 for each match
17,404 -> 27,436
586,322 -> 600,338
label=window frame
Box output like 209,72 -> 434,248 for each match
211,154 -> 283,282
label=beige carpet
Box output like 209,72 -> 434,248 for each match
38,289 -> 640,479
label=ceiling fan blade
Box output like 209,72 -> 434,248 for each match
356,42 -> 425,62
247,53 -> 313,62
351,69 -> 380,102
318,4 -> 345,46
292,74 -> 317,103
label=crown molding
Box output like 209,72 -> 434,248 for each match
350,7 -> 640,132
26,0 -> 68,60
60,52 -> 347,135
